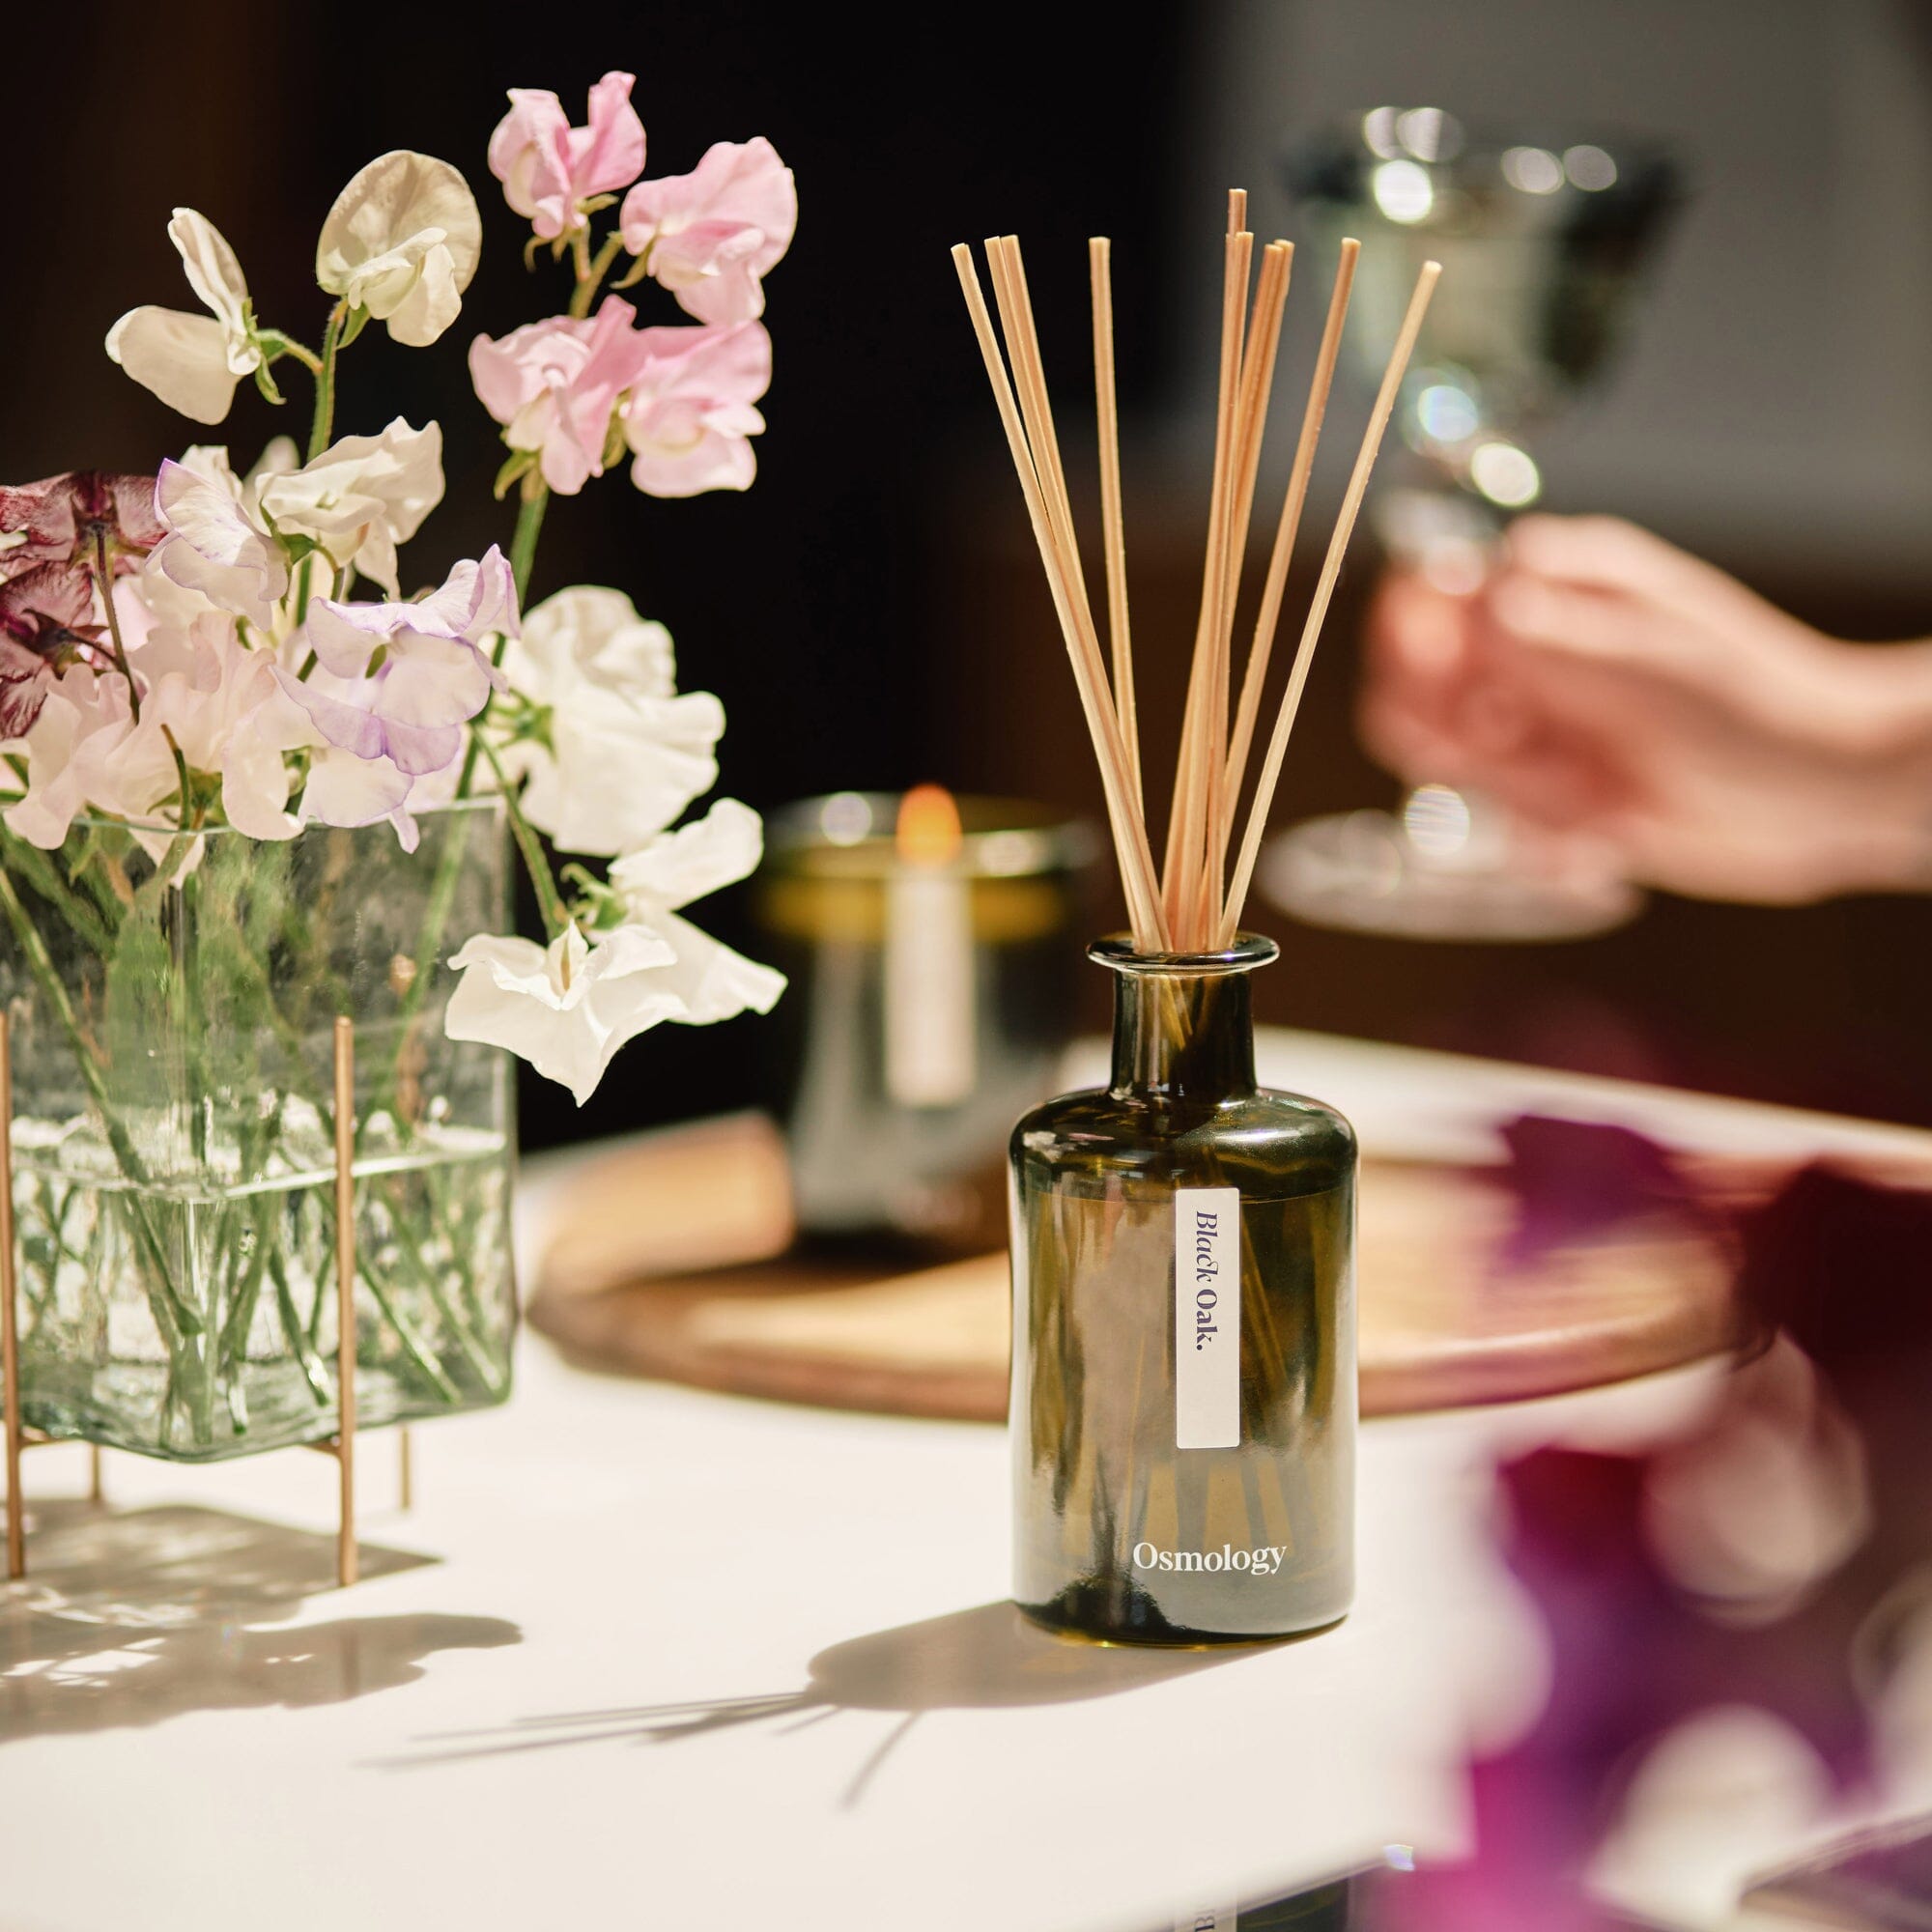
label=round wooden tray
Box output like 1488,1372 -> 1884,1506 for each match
528,1115 -> 1743,1419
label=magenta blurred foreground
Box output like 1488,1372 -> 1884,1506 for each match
1385,1126 -> 1932,1927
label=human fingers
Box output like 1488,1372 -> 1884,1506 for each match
1503,512 -> 1710,598
1486,571 -> 1691,678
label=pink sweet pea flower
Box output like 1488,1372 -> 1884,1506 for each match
469,297 -> 653,496
618,138 -> 797,325
621,322 -> 771,498
487,72 -> 646,242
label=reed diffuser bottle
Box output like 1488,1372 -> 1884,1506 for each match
1009,937 -> 1356,1642
952,198 -> 1435,1644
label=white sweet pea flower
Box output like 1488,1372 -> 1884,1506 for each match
609,798 -> 786,1025
498,584 -> 723,856
105,210 -> 262,425
443,923 -> 688,1106
256,418 -> 444,598
316,152 -> 483,348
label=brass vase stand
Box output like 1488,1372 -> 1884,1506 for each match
0,1013 -> 408,1589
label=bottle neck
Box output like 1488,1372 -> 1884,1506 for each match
1109,969 -> 1259,1104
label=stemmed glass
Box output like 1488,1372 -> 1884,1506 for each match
1264,109 -> 1681,940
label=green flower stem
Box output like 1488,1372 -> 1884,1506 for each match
268,1242 -> 332,1406
0,869 -> 217,1428
307,302 -> 348,461
480,738 -> 569,939
0,866 -> 180,1296
569,233 -> 629,320
91,529 -> 141,722
353,1249 -> 463,1405
383,1212 -> 505,1400
380,815 -> 474,1125
2,836 -> 114,955
509,481 -> 548,603
453,483 -> 550,803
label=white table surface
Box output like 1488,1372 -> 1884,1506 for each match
3,1031 -> 1926,1932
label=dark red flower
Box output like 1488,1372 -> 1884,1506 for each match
0,471 -> 163,580
0,560 -> 104,737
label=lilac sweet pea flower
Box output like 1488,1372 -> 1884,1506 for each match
151,456 -> 288,631
277,548 -> 518,780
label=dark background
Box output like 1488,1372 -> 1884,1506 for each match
10,0 -> 1932,1147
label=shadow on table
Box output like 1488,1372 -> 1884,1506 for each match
0,1499 -> 520,1743
401,1599 -> 1259,1805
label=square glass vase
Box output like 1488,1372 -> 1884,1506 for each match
0,801 -> 516,1463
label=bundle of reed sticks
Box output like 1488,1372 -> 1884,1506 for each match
952,196 -> 1439,953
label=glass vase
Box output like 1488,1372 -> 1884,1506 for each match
1009,934 -> 1357,1643
0,802 -> 516,1463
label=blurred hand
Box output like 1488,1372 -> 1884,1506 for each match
1360,514 -> 1932,903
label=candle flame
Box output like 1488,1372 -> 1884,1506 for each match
895,784 -> 963,867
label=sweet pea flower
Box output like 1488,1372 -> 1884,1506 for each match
469,298 -> 652,496
621,322 -> 771,497
0,563 -> 102,737
619,138 -> 796,325
498,584 -> 723,854
106,211 -> 264,426
5,668 -> 176,848
444,922 -> 687,1105
488,72 -> 646,242
256,418 -> 444,598
282,549 -> 517,778
0,472 -> 164,576
138,611 -> 298,840
608,798 -> 786,1024
151,456 -> 288,631
316,153 -> 482,348
256,669 -> 423,849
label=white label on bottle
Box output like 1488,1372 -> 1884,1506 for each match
1175,1186 -> 1240,1449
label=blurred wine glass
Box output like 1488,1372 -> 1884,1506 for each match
1264,108 -> 1682,940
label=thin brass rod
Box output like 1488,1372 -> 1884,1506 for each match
398,1426 -> 413,1512
1,1013 -> 21,1581
333,1017 -> 357,1588
88,1443 -> 102,1505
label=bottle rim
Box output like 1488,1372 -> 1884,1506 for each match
1087,932 -> 1279,978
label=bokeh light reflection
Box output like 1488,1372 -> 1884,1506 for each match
1372,158 -> 1435,225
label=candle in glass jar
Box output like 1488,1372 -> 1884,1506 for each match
754,793 -> 1094,1246
884,785 -> 977,1108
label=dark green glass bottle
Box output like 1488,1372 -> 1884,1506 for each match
1009,934 -> 1357,1643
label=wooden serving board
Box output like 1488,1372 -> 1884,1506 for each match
528,1114 -> 1745,1419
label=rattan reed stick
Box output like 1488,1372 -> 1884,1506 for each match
951,243 -> 1168,948
1089,237 -> 1139,809
1223,240 -> 1361,828
1163,225 -> 1253,942
1221,259 -> 1442,941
